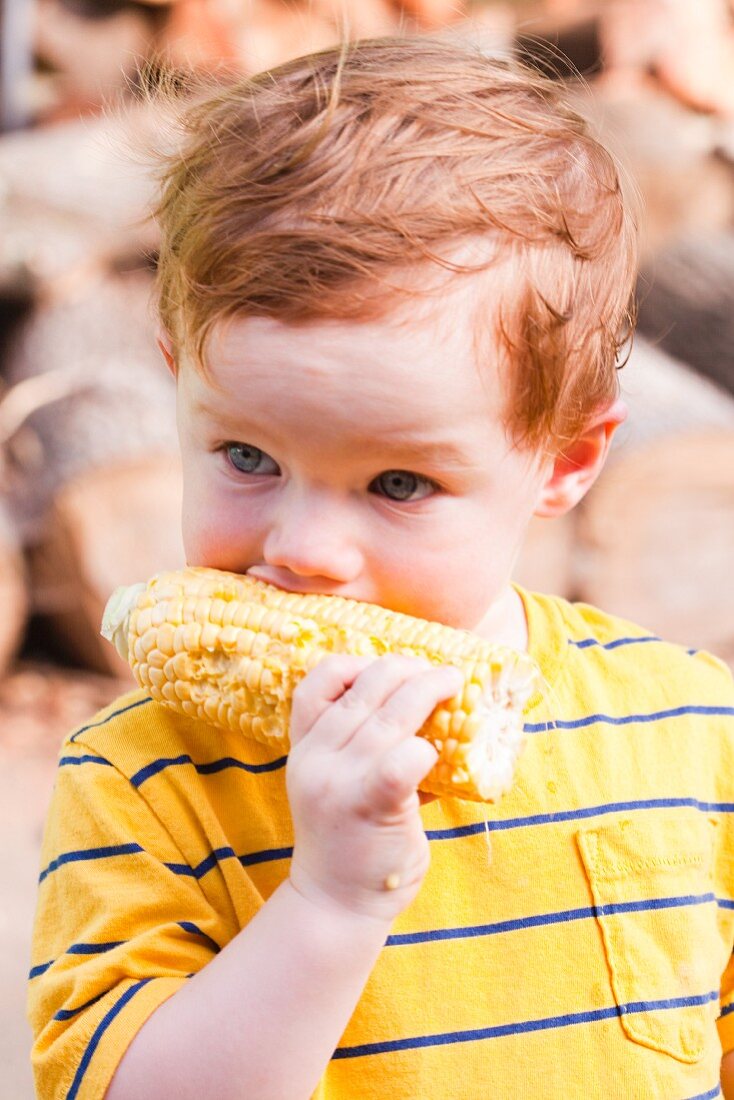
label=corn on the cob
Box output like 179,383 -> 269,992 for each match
101,566 -> 539,802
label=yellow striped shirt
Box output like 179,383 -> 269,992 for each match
28,587 -> 734,1099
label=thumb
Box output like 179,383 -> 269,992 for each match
365,736 -> 439,815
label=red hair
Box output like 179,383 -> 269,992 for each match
153,34 -> 637,448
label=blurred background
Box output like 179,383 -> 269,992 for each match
1,0 -> 734,1094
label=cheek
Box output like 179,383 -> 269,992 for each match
415,560 -> 503,628
373,529 -> 503,628
181,479 -> 263,570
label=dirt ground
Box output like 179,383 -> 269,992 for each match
0,664 -> 127,1100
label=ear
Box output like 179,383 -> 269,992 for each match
534,398 -> 627,518
156,327 -> 178,377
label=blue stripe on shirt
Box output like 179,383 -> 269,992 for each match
424,796 -> 734,842
176,921 -> 221,953
240,846 -> 294,867
59,754 -> 113,769
29,959 -> 54,979
525,704 -> 734,734
130,752 -> 288,788
67,941 -> 126,955
69,697 -> 152,742
39,843 -> 144,884
570,635 -> 661,650
386,893 -> 719,947
65,978 -> 152,1100
50,928 -> 218,1021
164,847 -> 238,879
54,990 -> 107,1022
30,893 -> 731,985
29,941 -> 125,980
30,925 -> 217,981
166,845 -> 294,875
38,796 -> 734,888
167,799 -> 734,875
332,990 -> 720,1059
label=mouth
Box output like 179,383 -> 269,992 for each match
245,566 -> 343,597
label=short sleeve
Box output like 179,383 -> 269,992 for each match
718,952 -> 734,1055
28,740 -> 224,1100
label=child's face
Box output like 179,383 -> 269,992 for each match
173,294 -> 554,641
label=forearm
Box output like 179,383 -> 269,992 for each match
105,879 -> 391,1100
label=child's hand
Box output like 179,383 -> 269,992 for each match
286,655 -> 463,923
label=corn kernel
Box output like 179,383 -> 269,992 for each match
102,566 -> 539,802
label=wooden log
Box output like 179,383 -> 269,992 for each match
517,339 -> 734,604
29,455 -> 185,677
613,336 -> 734,455
575,432 -> 734,668
0,506 -> 27,679
3,268 -> 177,544
574,342 -> 734,663
636,232 -> 734,398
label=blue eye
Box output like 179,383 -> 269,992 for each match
371,470 -> 435,502
225,444 -> 279,475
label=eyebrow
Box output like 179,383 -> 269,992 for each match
193,401 -> 476,469
192,399 -> 247,426
346,434 -> 477,470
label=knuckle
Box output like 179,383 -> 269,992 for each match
372,708 -> 402,734
338,685 -> 366,710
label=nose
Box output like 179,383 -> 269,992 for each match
261,487 -> 363,586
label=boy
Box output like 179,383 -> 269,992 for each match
28,34 -> 734,1100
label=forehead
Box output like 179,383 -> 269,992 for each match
190,281 -> 508,436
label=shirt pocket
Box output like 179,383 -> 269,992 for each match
576,811 -> 720,1063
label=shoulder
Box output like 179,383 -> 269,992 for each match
62,688 -> 190,782
520,587 -> 734,707
66,688 -> 158,748
62,687 -> 287,791
565,596 -> 732,698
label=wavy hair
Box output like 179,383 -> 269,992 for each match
152,34 -> 638,448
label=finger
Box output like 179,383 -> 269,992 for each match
306,655 -> 435,752
349,664 -> 463,757
289,655 -> 374,744
364,735 -> 439,815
